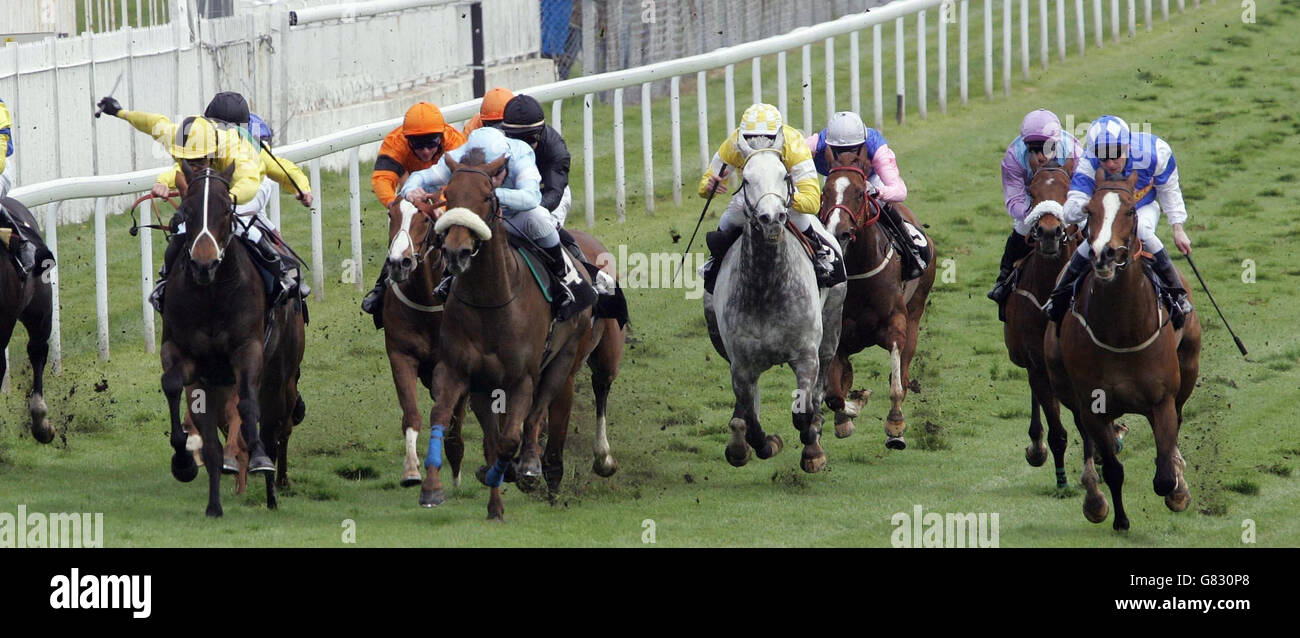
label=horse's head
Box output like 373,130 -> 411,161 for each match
1025,157 -> 1075,258
438,149 -> 507,275
819,149 -> 876,250
178,160 -> 237,285
386,196 -> 439,285
1084,169 -> 1140,282
738,148 -> 793,243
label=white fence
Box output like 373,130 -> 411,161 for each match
7,0 -> 1205,375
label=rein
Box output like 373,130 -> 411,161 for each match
823,163 -> 891,281
443,165 -> 522,309
128,191 -> 181,237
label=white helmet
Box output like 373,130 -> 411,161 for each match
826,111 -> 867,147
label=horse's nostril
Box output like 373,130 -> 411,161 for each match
457,248 -> 473,261
401,257 -> 414,270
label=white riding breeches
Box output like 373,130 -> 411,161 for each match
505,205 -> 561,249
547,185 -> 572,227
1075,201 -> 1164,257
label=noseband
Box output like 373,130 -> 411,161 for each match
186,168 -> 236,264
739,148 -> 795,222
820,164 -> 881,241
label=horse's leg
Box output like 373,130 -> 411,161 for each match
220,384 -> 244,478
519,341 -> 583,490
828,352 -> 855,439
160,342 -> 199,483
261,408 -> 280,510
1028,370 -> 1070,491
883,313 -> 910,449
390,351 -> 425,488
445,395 -> 468,488
182,386 -> 204,469
19,307 -> 54,444
791,353 -> 826,473
543,370 -> 580,495
422,365 -> 469,509
483,377 -> 535,521
727,364 -> 781,465
1073,411 -> 1109,524
197,401 -> 225,518
1093,417 -> 1128,531
588,321 -> 621,477
1151,397 -> 1189,512
469,392 -> 499,480
1025,390 -> 1047,467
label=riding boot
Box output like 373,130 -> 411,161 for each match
1147,249 -> 1192,329
255,233 -> 296,306
11,237 -> 37,278
556,226 -> 584,261
545,243 -> 596,321
150,233 -> 187,313
361,264 -> 388,329
988,231 -> 1034,305
881,203 -> 925,280
700,226 -> 743,295
803,225 -> 845,288
1043,251 -> 1092,322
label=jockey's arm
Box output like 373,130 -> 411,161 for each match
0,135 -> 7,174
497,156 -> 543,211
0,102 -> 10,174
398,158 -> 451,203
783,129 -> 821,215
371,154 -> 405,208
870,144 -> 908,202
1152,138 -> 1190,253
260,149 -> 311,198
1001,146 -> 1031,223
538,133 -> 571,212
697,151 -> 734,198
227,150 -> 264,206
1062,158 -> 1098,225
116,110 -> 176,147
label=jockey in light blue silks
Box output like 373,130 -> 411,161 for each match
398,126 -> 595,315
1043,115 -> 1194,328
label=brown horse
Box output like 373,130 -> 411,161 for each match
1044,171 -> 1201,531
160,162 -> 306,517
0,197 -> 54,444
819,151 -> 936,449
421,149 -> 610,520
1003,157 -> 1079,488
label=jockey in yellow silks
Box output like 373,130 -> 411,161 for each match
696,103 -> 842,293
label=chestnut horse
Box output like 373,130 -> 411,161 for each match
422,150 -> 611,520
1003,157 -> 1079,488
0,197 -> 54,444
1045,171 -> 1201,531
160,163 -> 306,517
819,150 -> 935,449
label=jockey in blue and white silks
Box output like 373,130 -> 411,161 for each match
399,126 -> 593,311
1043,115 -> 1194,327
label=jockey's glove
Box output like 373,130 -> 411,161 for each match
97,96 -> 122,117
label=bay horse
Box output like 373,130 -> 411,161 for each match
160,162 -> 306,517
422,149 -> 608,520
1003,157 -> 1079,488
0,196 -> 54,444
703,148 -> 846,473
819,150 -> 935,449
1044,170 -> 1201,531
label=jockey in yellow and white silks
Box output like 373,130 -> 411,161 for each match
0,98 -> 57,280
697,103 -> 842,293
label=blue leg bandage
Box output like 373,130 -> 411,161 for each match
425,425 -> 445,469
484,458 -> 510,487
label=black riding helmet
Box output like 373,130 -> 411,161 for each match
204,91 -> 250,126
501,94 -> 545,145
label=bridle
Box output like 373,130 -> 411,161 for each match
185,167 -> 237,264
1026,163 -> 1074,246
739,148 -> 794,226
441,165 -> 503,258
1091,181 -> 1150,270
820,163 -> 881,242
391,196 -> 444,271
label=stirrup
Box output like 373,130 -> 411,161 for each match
433,275 -> 453,301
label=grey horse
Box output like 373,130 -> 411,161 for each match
703,149 -> 847,473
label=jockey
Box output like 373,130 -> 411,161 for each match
363,101 -> 467,319
399,126 -> 596,319
988,109 -> 1083,306
805,110 -> 924,279
0,97 -> 55,280
697,103 -> 841,294
499,94 -> 572,228
462,87 -> 515,135
1043,115 -> 1194,328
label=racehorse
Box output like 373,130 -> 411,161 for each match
0,197 -> 54,444
704,148 -> 846,473
819,150 -> 935,449
1003,157 -> 1080,488
1045,170 -> 1201,531
421,149 -> 607,520
159,162 -> 306,517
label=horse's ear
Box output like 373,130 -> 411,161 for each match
179,159 -> 195,185
1126,171 -> 1138,190
1094,167 -> 1106,184
445,154 -> 460,174
1063,157 -> 1076,175
822,143 -> 833,169
485,155 -> 508,177
221,160 -> 236,183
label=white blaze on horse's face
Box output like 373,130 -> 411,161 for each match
827,175 -> 850,235
1091,191 -> 1121,256
389,200 -> 418,262
190,175 -> 222,262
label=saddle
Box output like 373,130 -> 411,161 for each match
784,220 -> 845,288
240,234 -> 306,317
504,233 -> 627,327
877,205 -> 931,281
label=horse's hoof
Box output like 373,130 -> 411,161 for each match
724,443 -> 752,467
400,473 -> 422,488
32,421 -> 55,445
205,506 -> 223,518
1025,443 -> 1048,467
1083,492 -> 1109,524
172,453 -> 199,483
833,416 -> 855,439
844,389 -> 871,417
800,450 -> 827,474
221,457 -> 240,475
248,454 -> 275,474
885,436 -> 907,450
516,473 -> 543,494
1112,516 -> 1130,532
420,489 -> 446,508
757,434 -> 784,459
452,472 -> 462,488
1165,476 -> 1191,512
592,455 -> 618,478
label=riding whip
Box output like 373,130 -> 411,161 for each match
673,166 -> 728,286
257,139 -> 309,200
1184,252 -> 1248,357
93,72 -> 125,119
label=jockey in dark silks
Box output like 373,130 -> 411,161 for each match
0,98 -> 55,281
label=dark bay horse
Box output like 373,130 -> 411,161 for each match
160,162 -> 306,517
0,197 -> 54,444
422,150 -> 605,520
819,151 -> 935,449
1045,170 -> 1201,531
1003,158 -> 1079,488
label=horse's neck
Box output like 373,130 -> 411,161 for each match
397,249 -> 442,306
1079,262 -> 1161,344
455,227 -> 518,306
846,223 -> 892,274
1024,248 -> 1070,295
737,225 -> 797,282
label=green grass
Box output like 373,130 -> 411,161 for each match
2,1 -> 1298,546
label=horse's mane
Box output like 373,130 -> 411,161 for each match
460,147 -> 488,166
